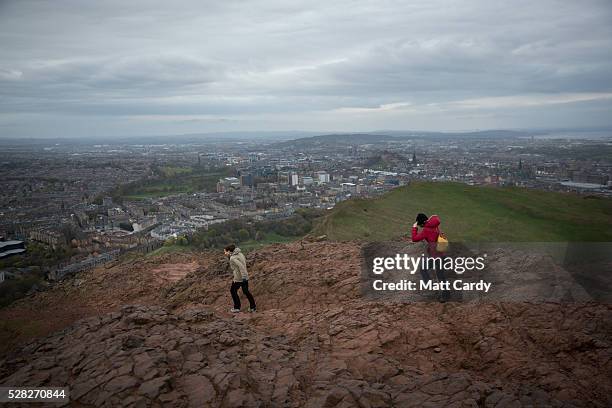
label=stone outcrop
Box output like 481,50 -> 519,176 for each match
1,241 -> 611,407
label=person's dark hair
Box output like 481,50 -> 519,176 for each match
416,213 -> 428,227
224,244 -> 236,252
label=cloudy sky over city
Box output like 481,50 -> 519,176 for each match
1,0 -> 612,138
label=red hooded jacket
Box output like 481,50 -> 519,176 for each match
411,215 -> 442,258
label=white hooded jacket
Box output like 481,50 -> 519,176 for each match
229,247 -> 249,282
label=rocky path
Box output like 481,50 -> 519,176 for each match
0,304 -> 592,407
150,262 -> 199,284
0,241 -> 611,407
0,251 -> 214,356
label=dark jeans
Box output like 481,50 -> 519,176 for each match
230,280 -> 256,310
421,258 -> 451,301
420,265 -> 447,282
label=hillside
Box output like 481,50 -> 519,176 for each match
273,133 -> 400,149
0,240 -> 611,407
314,182 -> 612,241
272,130 -> 535,149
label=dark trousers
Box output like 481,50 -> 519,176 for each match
420,265 -> 447,282
421,258 -> 451,300
230,280 -> 256,310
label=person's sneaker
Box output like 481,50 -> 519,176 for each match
248,308 -> 257,313
230,308 -> 241,313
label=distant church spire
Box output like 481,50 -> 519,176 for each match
412,150 -> 417,164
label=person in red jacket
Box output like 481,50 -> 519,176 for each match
411,213 -> 442,258
411,213 -> 450,302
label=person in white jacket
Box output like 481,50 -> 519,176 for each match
224,244 -> 256,313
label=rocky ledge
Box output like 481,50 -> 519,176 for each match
0,304 -> 598,407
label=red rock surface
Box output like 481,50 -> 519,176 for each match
1,241 -> 611,407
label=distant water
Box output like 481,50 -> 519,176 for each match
529,131 -> 612,140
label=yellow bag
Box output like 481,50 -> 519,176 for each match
436,232 -> 449,253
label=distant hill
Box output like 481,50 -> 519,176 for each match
273,133 -> 400,149
314,182 -> 612,241
272,129 -> 536,149
372,129 -> 538,139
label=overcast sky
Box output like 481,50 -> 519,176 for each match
1,0 -> 612,138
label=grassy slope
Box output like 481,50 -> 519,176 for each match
239,232 -> 299,253
314,182 -> 612,242
122,167 -> 231,200
144,244 -> 194,258
143,233 -> 300,258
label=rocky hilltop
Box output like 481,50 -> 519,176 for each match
1,241 -> 611,407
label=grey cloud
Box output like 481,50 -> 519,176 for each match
1,0 -> 612,137
1,55 -> 223,96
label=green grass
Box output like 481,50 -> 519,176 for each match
123,184 -> 193,200
159,166 -> 193,177
124,176 -> 217,198
145,244 -> 192,258
118,167 -> 231,200
314,182 -> 612,242
143,233 -> 298,257
238,232 -> 299,253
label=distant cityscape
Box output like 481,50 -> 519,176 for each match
0,130 -> 611,283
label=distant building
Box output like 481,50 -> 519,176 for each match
341,182 -> 357,193
249,153 -> 260,162
277,171 -> 290,185
316,171 -> 330,183
571,172 -> 608,185
559,181 -> 606,192
240,173 -> 254,187
290,173 -> 299,186
385,178 -> 400,186
132,215 -> 158,232
0,240 -> 26,258
217,177 -> 241,192
302,176 -> 314,186
29,229 -> 66,249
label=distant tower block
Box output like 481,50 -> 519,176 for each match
290,173 -> 299,186
316,171 -> 330,183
